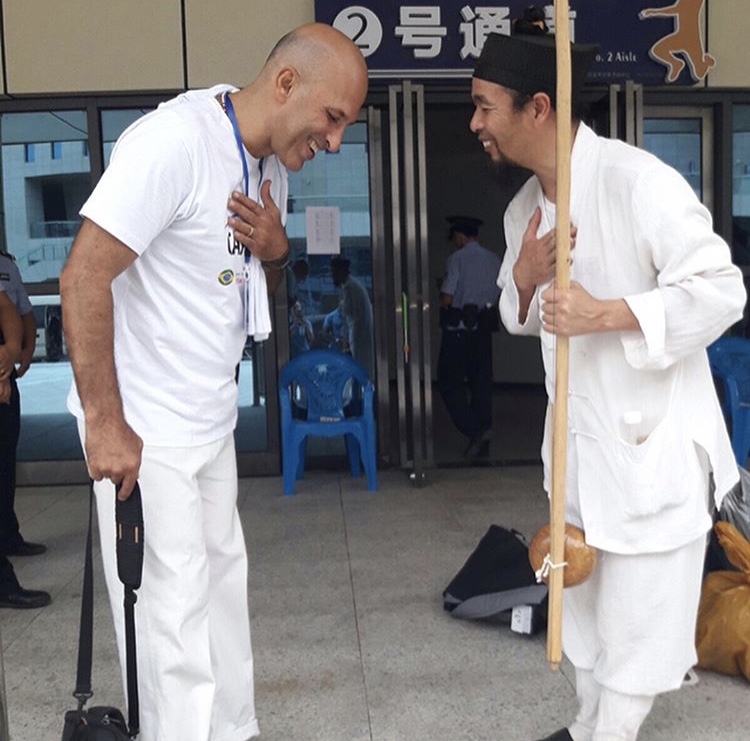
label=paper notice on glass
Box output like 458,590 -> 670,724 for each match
305,206 -> 341,255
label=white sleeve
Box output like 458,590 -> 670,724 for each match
80,111 -> 194,255
621,164 -> 745,370
498,206 -> 543,336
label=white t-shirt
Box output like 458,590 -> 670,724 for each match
67,85 -> 288,446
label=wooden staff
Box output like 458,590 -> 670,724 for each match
547,0 -> 573,672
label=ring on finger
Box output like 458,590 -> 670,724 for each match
248,224 -> 254,238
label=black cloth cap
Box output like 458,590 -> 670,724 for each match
447,215 -> 483,238
473,33 -> 597,106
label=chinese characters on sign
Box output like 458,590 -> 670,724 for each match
306,207 -> 341,255
333,4 -> 573,62
317,1 -> 712,85
395,7 -> 446,59
458,7 -> 511,60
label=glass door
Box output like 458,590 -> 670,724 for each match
388,82 -> 434,482
2,108 -> 92,482
250,109 -> 388,474
642,106 -> 713,211
733,105 -> 750,267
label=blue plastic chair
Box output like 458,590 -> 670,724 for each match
707,336 -> 750,466
278,349 -> 378,496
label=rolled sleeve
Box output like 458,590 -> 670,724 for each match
622,289 -> 665,368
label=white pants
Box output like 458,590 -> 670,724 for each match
562,535 -> 706,697
569,670 -> 655,741
86,429 -> 259,741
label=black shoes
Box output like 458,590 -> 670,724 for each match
535,730 -> 573,741
4,540 -> 47,557
0,586 -> 52,609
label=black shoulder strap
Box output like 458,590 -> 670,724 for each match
116,482 -> 144,737
72,482 -> 96,705
73,481 -> 144,738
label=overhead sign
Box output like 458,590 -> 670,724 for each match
314,1 -> 715,85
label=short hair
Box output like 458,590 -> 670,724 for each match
330,256 -> 351,273
292,257 -> 310,276
512,6 -> 549,36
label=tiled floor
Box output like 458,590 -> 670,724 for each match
2,466 -> 749,741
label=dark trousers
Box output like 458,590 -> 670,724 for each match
0,373 -> 22,553
0,554 -> 19,591
437,328 -> 493,440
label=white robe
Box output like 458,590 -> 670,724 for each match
499,122 -> 745,555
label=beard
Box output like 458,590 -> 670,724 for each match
487,159 -> 533,190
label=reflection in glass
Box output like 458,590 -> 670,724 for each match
643,117 -> 702,200
281,122 -> 374,463
101,108 -> 153,167
235,340 -> 268,453
733,105 -> 750,267
285,123 -> 374,378
0,110 -> 89,460
1,111 -> 89,285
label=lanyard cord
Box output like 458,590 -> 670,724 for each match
223,92 -> 249,197
223,91 -> 265,266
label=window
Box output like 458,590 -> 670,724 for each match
733,105 -> 750,266
643,117 -> 703,201
0,110 -> 90,461
1,111 -> 89,284
100,108 -> 151,167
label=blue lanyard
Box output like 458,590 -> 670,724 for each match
224,92 -> 265,267
223,92 -> 249,198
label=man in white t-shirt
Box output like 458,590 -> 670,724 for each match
60,23 -> 368,741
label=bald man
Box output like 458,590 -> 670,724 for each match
61,23 -> 368,741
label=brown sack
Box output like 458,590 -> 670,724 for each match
696,521 -> 750,680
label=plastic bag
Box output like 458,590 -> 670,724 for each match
696,521 -> 750,680
720,466 -> 750,542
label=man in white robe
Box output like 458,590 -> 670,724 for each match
470,31 -> 746,741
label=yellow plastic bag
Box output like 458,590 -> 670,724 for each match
696,521 -> 750,680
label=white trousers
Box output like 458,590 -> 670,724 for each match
562,534 -> 706,697
569,668 -> 655,741
86,429 -> 259,741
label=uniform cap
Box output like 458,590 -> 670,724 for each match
447,216 -> 483,238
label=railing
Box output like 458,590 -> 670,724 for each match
14,242 -> 72,280
29,220 -> 79,238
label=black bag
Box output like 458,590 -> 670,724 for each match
61,482 -> 144,740
61,706 -> 130,740
443,525 -> 547,620
705,466 -> 750,575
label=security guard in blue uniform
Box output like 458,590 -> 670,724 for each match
437,216 -> 502,459
0,249 -> 50,609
